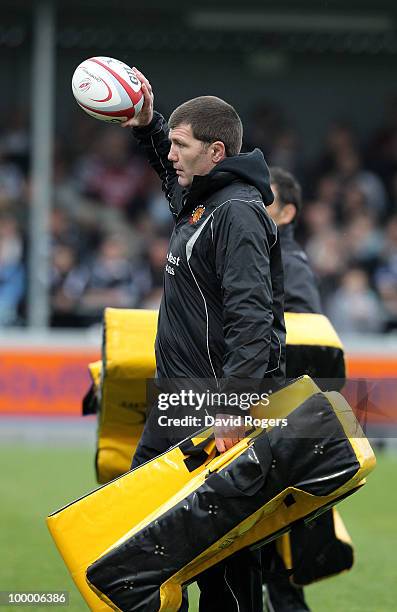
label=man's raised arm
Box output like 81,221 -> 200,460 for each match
122,68 -> 180,212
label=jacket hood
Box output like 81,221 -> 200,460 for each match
212,148 -> 274,205
186,148 -> 274,208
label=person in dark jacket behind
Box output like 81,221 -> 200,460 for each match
267,167 -> 345,387
268,166 -> 322,315
259,166 -> 315,612
122,69 -> 286,612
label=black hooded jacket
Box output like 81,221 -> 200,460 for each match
280,224 -> 322,314
133,112 -> 286,409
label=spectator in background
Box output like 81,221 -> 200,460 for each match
306,121 -> 355,199
50,243 -> 81,327
245,101 -> 285,157
0,110 -> 30,175
139,236 -> 169,310
366,96 -> 397,211
327,267 -> 384,334
146,182 -> 174,231
268,127 -> 303,179
61,233 -> 151,326
375,267 -> 397,332
297,174 -> 339,243
50,208 -> 87,253
0,146 -> 26,203
342,213 -> 384,274
305,227 -> 346,305
67,109 -> 100,160
145,236 -> 169,291
341,183 -> 368,223
313,121 -> 357,179
0,214 -> 25,326
334,146 -> 388,220
389,170 -> 397,214
74,128 -> 149,221
374,215 -> 397,331
313,173 -> 341,209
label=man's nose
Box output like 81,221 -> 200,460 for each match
168,145 -> 177,162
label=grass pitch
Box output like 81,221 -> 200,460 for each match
0,445 -> 395,611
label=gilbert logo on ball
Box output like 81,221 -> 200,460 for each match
71,56 -> 144,123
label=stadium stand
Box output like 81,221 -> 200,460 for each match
0,101 -> 396,331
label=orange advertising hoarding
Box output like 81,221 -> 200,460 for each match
344,353 -> 397,428
0,347 -> 395,421
347,354 -> 397,378
0,349 -> 99,416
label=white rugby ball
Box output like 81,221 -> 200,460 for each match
71,56 -> 144,123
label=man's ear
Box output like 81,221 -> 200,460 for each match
211,141 -> 226,163
280,203 -> 296,225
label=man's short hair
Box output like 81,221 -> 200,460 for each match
169,96 -> 243,157
269,166 -> 302,217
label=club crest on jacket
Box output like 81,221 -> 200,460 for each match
189,205 -> 206,224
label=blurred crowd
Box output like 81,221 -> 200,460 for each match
0,100 -> 396,335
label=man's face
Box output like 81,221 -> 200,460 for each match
267,184 -> 284,225
168,124 -> 216,187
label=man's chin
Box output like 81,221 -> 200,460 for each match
177,175 -> 190,187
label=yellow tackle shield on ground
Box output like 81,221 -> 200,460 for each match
48,377 -> 375,612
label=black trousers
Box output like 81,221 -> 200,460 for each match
131,418 -> 264,612
262,543 -> 310,612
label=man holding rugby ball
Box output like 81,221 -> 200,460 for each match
122,68 -> 286,612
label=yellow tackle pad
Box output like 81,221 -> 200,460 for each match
48,377 -> 375,612
284,312 -> 345,386
96,308 -> 158,483
92,309 -> 345,484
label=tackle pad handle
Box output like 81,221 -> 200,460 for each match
180,431 -> 216,472
206,435 -> 272,497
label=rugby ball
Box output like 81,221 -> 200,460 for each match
71,56 -> 144,123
